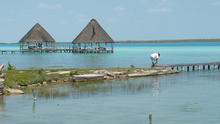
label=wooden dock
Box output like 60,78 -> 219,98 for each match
1,46 -> 113,54
156,62 -> 220,71
1,50 -> 20,54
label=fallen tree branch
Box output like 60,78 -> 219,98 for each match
0,64 -> 5,72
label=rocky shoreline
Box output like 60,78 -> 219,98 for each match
1,68 -> 180,95
0,64 -> 5,95
69,69 -> 180,82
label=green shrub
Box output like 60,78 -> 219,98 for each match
7,61 -> 16,70
70,71 -> 78,76
130,65 -> 135,68
38,69 -> 44,75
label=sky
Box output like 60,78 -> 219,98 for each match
1,0 -> 220,43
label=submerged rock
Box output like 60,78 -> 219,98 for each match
42,81 -> 47,85
70,74 -> 104,82
4,88 -> 24,94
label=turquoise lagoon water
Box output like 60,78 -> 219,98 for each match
0,43 -> 220,69
0,42 -> 220,123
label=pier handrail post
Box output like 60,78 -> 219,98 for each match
149,113 -> 152,124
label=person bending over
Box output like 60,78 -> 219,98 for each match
150,53 -> 160,67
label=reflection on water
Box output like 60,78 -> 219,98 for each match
32,100 -> 36,114
20,78 -> 155,99
152,78 -> 159,96
0,96 -> 5,117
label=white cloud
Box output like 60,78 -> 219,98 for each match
37,3 -> 62,9
160,0 -> 176,6
160,0 -> 168,5
147,7 -> 171,13
140,0 -> 149,3
78,18 -> 90,22
0,19 -> 14,22
212,1 -> 220,6
114,7 -> 126,11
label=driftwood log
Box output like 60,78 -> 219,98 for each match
0,64 -> 5,72
0,64 -> 5,77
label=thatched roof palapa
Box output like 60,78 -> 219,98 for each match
72,19 -> 115,44
19,23 -> 55,43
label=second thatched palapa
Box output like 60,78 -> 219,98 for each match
72,19 -> 115,53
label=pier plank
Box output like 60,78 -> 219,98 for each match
156,62 -> 220,71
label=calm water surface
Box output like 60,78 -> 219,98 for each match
0,42 -> 220,69
0,70 -> 220,124
0,43 -> 220,123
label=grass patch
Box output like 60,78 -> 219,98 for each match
2,69 -> 68,88
69,71 -> 78,76
2,68 -> 159,88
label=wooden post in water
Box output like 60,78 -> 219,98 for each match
214,65 -> 216,69
218,65 -> 220,69
32,89 -> 36,100
198,65 -> 200,70
181,66 -> 184,71
176,66 -> 179,70
149,113 -> 152,124
208,65 -> 210,70
171,66 -> 174,70
203,65 -> 205,70
187,66 -> 189,71
192,66 -> 195,71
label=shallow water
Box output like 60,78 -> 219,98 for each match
1,69 -> 220,124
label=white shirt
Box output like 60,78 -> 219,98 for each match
150,53 -> 159,59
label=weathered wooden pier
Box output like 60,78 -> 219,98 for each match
1,46 -> 113,54
1,50 -> 19,54
156,62 -> 220,71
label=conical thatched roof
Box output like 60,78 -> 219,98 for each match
19,23 -> 55,43
72,19 -> 115,44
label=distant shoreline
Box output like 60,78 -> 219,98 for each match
1,39 -> 220,44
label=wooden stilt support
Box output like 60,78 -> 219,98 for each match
208,65 -> 210,70
181,66 -> 184,71
187,66 -> 189,71
192,66 -> 195,71
214,65 -> 216,69
171,66 -> 174,70
198,65 -> 200,70
218,65 -> 220,69
203,65 -> 205,70
176,66 -> 179,70
149,113 -> 152,124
